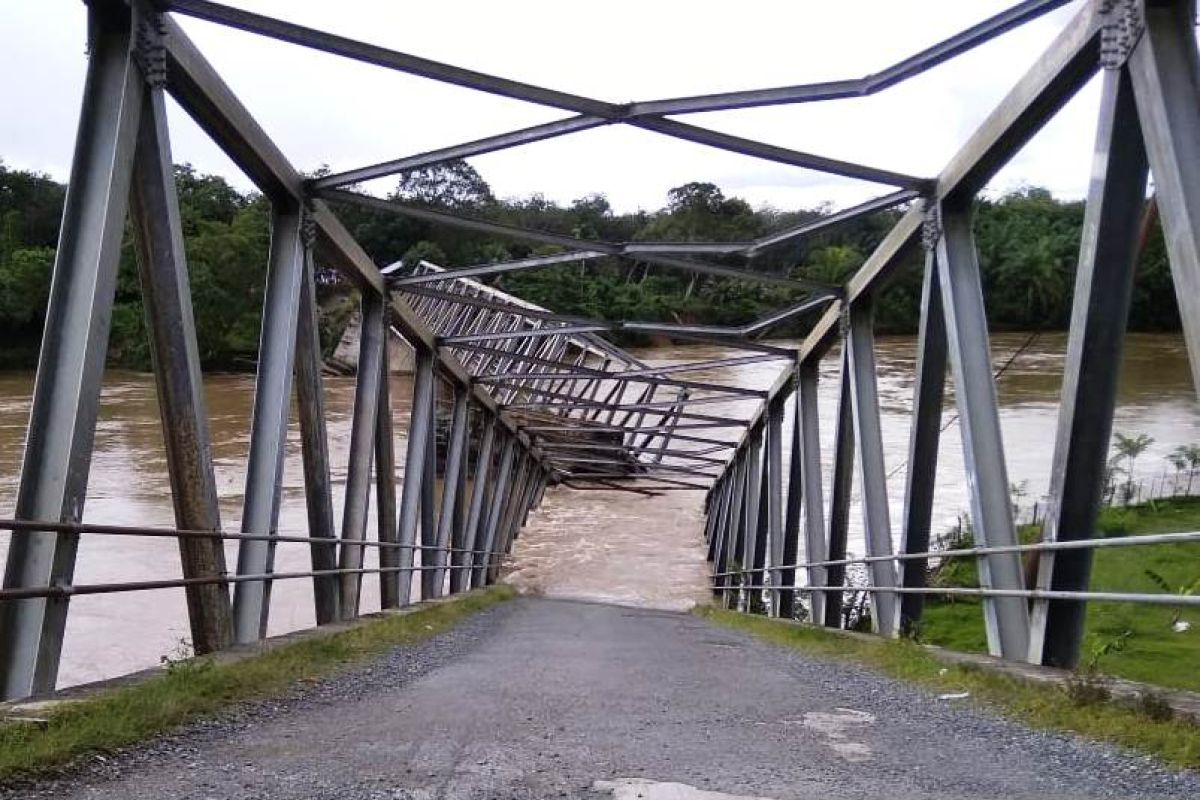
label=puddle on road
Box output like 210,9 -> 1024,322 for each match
503,486 -> 711,612
594,778 -> 778,800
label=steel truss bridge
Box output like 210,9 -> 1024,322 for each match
2,0 -> 1200,703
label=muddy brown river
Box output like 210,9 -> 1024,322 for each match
1,332 -> 1197,688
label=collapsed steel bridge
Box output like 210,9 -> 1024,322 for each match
2,0 -> 1199,701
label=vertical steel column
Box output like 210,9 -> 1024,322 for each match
764,398 -> 784,616
0,3 -> 144,699
1128,0 -> 1200,400
898,246 -> 948,635
447,408 -> 481,594
824,350 -> 855,628
430,386 -> 469,597
710,463 -> 737,597
750,427 -> 771,611
705,475 -> 728,562
1031,66 -> 1147,667
936,205 -> 1031,659
375,324 -> 401,609
725,453 -> 750,607
232,205 -> 305,642
128,50 -> 231,654
492,454 -> 533,582
462,419 -> 497,590
476,435 -> 516,587
294,220 -> 338,624
396,347 -> 435,605
778,383 -> 802,620
337,292 -> 385,620
738,432 -> 762,608
418,379 -> 438,599
847,300 -> 900,637
798,360 -> 828,625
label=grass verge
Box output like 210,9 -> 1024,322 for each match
0,586 -> 514,780
698,606 -> 1200,770
921,497 -> 1200,692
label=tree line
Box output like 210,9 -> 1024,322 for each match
0,158 -> 1181,370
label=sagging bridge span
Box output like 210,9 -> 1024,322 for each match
2,0 -> 1200,715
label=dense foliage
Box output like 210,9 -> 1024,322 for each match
0,158 -> 1181,370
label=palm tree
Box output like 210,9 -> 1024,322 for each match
1112,432 -> 1154,504
1168,444 -> 1200,496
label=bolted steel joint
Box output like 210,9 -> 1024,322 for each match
132,7 -> 168,89
921,201 -> 943,252
300,202 -> 318,250
1098,0 -> 1145,70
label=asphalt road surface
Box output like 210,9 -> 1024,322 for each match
8,598 -> 1200,800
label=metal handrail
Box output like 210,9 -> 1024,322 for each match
0,561 -> 507,602
0,518 -> 496,556
711,529 -> 1200,576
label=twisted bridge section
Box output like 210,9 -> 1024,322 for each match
1,0 -> 1199,706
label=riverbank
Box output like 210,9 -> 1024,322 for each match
920,497 -> 1200,692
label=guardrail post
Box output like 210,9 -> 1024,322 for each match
898,243 -> 948,635
397,347 -> 435,605
1128,0 -> 1200,400
129,43 -> 232,654
1031,65 -> 1147,667
295,217 -> 339,624
847,299 -> 900,637
935,203 -> 1031,659
337,292 -> 385,620
0,2 -> 144,699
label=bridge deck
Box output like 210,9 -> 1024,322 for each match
22,598 -> 1200,800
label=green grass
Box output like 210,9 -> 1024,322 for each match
919,497 -> 1200,691
0,587 -> 514,781
699,606 -> 1200,770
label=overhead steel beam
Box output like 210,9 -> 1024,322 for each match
320,189 -> 831,291
626,0 -> 1073,116
312,115 -> 608,190
161,16 -> 547,466
632,117 -> 929,189
391,251 -> 607,286
746,189 -> 921,257
164,0 -> 617,116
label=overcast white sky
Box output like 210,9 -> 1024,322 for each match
1,0 -> 1103,213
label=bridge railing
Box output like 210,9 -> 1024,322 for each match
703,0 -> 1200,669
0,1 -> 558,701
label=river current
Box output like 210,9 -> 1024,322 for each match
0,332 -> 1196,687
